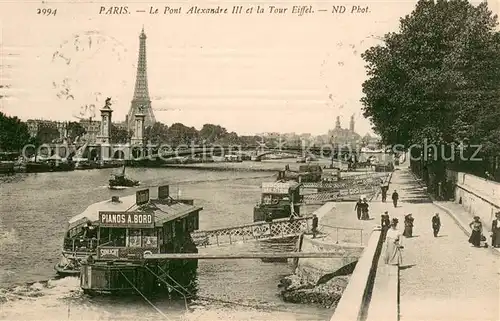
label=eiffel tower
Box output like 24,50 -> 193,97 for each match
127,27 -> 156,132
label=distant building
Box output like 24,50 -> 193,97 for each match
282,132 -> 301,146
113,121 -> 129,131
26,119 -> 68,140
328,114 -> 361,146
299,133 -> 312,141
256,132 -> 281,139
362,133 -> 381,149
77,119 -> 131,143
79,119 -> 101,143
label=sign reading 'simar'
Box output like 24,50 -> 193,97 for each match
98,211 -> 154,228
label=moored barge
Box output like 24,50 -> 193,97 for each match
253,181 -> 302,223
55,185 -> 203,295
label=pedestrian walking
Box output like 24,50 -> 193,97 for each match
468,216 -> 483,247
361,197 -> 370,220
392,190 -> 399,208
403,214 -> 414,237
491,212 -> 500,248
432,213 -> 441,237
381,211 -> 391,240
312,214 -> 318,238
384,218 -> 403,265
355,198 -> 363,220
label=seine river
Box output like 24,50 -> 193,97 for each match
0,162 -> 331,321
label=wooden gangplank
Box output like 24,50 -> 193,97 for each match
144,251 -> 361,260
301,172 -> 389,190
299,172 -> 389,204
191,216 -> 312,247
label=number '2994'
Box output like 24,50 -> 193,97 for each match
37,8 -> 57,16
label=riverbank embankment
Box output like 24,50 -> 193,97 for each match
162,160 -> 380,174
278,199 -> 389,309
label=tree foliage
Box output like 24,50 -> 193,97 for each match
167,123 -> 199,146
1,117 -> 264,151
361,0 -> 500,153
0,112 -> 30,151
142,122 -> 261,146
67,121 -> 87,141
36,123 -> 61,144
144,122 -> 169,144
199,124 -> 228,143
110,124 -> 132,144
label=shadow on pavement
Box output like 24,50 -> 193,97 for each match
402,190 -> 426,195
404,198 -> 433,204
399,264 -> 416,270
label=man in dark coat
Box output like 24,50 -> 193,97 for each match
381,211 -> 391,239
354,198 -> 363,220
392,190 -> 399,208
312,214 -> 319,238
381,211 -> 391,229
432,213 -> 441,237
491,212 -> 500,247
381,184 -> 389,202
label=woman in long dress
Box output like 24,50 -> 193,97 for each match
384,218 -> 403,265
492,212 -> 500,248
403,214 -> 414,237
468,216 -> 483,247
361,199 -> 370,220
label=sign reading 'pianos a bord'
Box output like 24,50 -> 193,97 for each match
99,211 -> 154,228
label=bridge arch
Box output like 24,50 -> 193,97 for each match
113,150 -> 125,160
131,147 -> 143,159
88,148 -> 98,161
252,150 -> 310,161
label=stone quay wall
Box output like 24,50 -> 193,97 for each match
330,228 -> 385,321
295,236 -> 364,284
447,170 -> 500,226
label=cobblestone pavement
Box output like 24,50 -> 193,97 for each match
387,168 -> 500,321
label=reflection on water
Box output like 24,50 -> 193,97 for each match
0,166 -> 331,320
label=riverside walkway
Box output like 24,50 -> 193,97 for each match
386,168 -> 499,321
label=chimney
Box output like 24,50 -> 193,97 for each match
158,185 -> 170,199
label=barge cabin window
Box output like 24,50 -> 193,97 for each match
63,222 -> 98,252
126,229 -> 158,248
98,228 -> 158,248
98,228 -> 126,247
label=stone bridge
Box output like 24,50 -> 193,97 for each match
250,150 -> 313,161
29,143 -> 358,163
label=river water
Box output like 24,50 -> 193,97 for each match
0,163 -> 331,321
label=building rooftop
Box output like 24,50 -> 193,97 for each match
68,191 -> 202,229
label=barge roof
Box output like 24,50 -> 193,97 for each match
68,193 -> 202,229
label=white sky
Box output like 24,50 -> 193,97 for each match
0,0 -> 489,136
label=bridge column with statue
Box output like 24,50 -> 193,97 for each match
96,98 -> 113,161
131,106 -> 146,147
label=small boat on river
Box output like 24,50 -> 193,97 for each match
252,181 -> 303,262
0,152 -> 19,174
108,165 -> 139,189
253,181 -> 303,224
